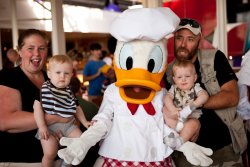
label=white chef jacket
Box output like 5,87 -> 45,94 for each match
93,83 -> 175,162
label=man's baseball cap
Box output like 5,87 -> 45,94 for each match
176,18 -> 201,35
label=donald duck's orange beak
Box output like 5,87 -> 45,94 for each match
114,64 -> 167,104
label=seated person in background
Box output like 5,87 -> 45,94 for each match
164,60 -> 208,149
6,48 -> 21,67
34,55 -> 92,167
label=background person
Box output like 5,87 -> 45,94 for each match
6,48 -> 21,67
101,36 -> 117,67
164,60 -> 208,150
165,18 -> 246,166
67,49 -> 84,78
0,29 -> 71,167
236,49 -> 250,164
34,55 -> 92,167
83,43 -> 106,106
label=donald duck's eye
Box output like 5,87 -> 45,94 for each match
126,57 -> 133,70
148,46 -> 163,73
119,43 -> 133,70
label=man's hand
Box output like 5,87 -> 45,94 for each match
178,141 -> 213,166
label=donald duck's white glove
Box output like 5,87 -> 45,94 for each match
58,121 -> 107,165
177,141 -> 213,167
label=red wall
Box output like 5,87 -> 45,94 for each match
227,23 -> 248,56
163,0 -> 247,62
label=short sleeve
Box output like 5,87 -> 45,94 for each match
167,85 -> 175,97
214,50 -> 237,86
194,83 -> 204,94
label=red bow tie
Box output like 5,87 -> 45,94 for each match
127,102 -> 156,115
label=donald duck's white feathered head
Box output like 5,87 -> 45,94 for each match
110,7 -> 180,104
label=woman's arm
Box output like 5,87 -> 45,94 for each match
0,85 -> 73,133
0,85 -> 38,133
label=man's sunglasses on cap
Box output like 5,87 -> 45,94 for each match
179,18 -> 200,28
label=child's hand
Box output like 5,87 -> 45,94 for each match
170,107 -> 181,120
163,105 -> 180,120
188,101 -> 198,110
163,106 -> 181,129
39,126 -> 50,140
83,120 -> 97,129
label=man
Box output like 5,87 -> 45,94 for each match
6,48 -> 20,67
165,18 -> 246,166
83,43 -> 106,106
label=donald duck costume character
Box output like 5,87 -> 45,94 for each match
58,7 -> 213,167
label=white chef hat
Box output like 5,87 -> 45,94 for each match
237,49 -> 250,86
110,7 -> 180,42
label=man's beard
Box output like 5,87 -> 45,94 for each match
174,44 -> 199,61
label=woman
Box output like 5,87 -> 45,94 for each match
0,29 -> 70,166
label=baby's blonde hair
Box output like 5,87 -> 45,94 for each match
47,55 -> 73,70
172,60 -> 196,76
